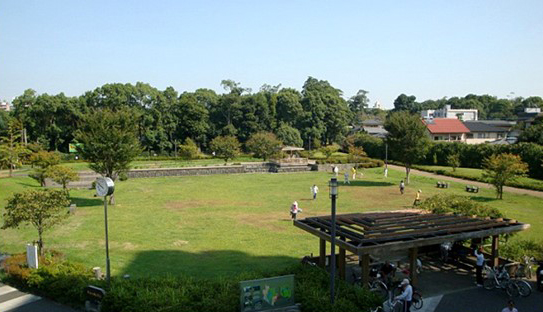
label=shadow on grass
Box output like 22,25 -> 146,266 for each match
341,180 -> 395,187
15,181 -> 40,188
121,250 -> 298,278
70,197 -> 103,207
469,196 -> 498,203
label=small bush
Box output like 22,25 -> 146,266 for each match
501,238 -> 543,261
419,194 -> 504,218
118,172 -> 128,181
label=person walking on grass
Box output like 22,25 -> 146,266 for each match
474,246 -> 485,287
290,201 -> 301,220
311,184 -> 319,200
344,172 -> 350,184
333,166 -> 339,177
351,167 -> 357,180
501,300 -> 518,312
413,189 -> 422,206
399,180 -> 405,194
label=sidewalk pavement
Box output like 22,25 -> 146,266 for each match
0,283 -> 77,312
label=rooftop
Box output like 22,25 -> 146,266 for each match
463,121 -> 508,133
423,118 -> 470,134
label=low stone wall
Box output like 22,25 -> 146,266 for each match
127,165 -> 245,178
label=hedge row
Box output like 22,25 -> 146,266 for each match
315,157 -> 384,168
1,252 -> 380,312
349,133 -> 543,180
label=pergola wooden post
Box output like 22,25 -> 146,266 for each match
360,253 -> 370,289
339,237 -> 346,280
491,235 -> 499,267
319,238 -> 326,268
409,247 -> 418,286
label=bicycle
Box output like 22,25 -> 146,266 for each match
483,265 -> 521,297
392,283 -> 423,310
516,256 -> 536,280
353,268 -> 389,299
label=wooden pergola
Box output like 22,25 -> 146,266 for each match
294,211 -> 530,287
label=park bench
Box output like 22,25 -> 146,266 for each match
436,181 -> 449,188
465,185 -> 479,193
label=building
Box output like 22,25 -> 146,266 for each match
361,119 -> 388,138
0,101 -> 10,111
421,105 -> 478,121
518,107 -> 542,128
424,118 -> 470,142
463,121 -> 509,144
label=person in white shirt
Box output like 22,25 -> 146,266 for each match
333,166 -> 339,177
344,172 -> 350,184
290,201 -> 300,220
311,184 -> 319,200
501,300 -> 518,312
474,246 -> 485,286
394,279 -> 413,312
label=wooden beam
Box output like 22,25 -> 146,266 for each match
293,220 -> 358,254
491,235 -> 499,267
358,224 -> 529,257
409,248 -> 418,287
360,253 -> 370,289
319,238 -> 326,268
339,245 -> 346,280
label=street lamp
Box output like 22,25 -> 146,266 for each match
96,177 -> 115,286
328,177 -> 339,304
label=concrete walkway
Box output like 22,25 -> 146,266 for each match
388,164 -> 543,199
0,283 -> 77,312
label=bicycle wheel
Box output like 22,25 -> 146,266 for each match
506,282 -> 520,297
483,278 -> 496,290
412,292 -> 423,310
369,281 -> 388,299
515,280 -> 532,297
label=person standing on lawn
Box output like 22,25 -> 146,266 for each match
290,201 -> 300,220
351,167 -> 357,180
333,166 -> 339,177
311,184 -> 319,200
413,189 -> 422,206
344,172 -> 350,184
474,246 -> 485,287
399,180 -> 405,194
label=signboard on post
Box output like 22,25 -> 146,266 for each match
26,244 -> 38,269
240,275 -> 295,312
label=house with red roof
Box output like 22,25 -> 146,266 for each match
423,118 -> 470,142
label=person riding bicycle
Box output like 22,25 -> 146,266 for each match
394,279 -> 412,312
380,260 -> 395,286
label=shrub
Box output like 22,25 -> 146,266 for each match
178,138 -> 200,159
245,132 -> 282,161
419,194 -> 504,218
501,238 -> 543,262
119,172 -> 128,181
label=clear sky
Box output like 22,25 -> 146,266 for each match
1,1 -> 542,108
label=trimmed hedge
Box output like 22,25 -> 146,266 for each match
419,194 -> 504,218
316,157 -> 384,168
1,253 -> 380,312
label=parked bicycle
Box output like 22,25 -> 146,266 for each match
484,264 -> 531,297
353,267 -> 389,298
516,256 -> 536,279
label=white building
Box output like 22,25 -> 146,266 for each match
421,105 -> 478,121
0,101 -> 11,111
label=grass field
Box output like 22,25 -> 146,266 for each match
414,164 -> 543,189
1,167 -> 542,279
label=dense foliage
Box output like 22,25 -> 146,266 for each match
1,254 -> 380,312
245,131 -> 282,161
2,189 -> 71,254
482,153 -> 528,199
210,136 -> 241,163
419,194 -> 504,218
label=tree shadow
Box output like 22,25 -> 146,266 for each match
341,180 -> 395,187
120,249 -> 298,278
69,197 -> 103,207
469,196 -> 498,203
16,182 -> 40,188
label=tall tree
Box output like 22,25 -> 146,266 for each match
2,189 -> 70,254
0,119 -> 29,177
175,92 -> 210,146
384,111 -> 429,183
276,88 -> 303,126
348,89 -> 370,123
483,153 -> 528,199
245,131 -> 282,161
210,135 -> 241,164
75,109 -> 142,204
393,94 -> 418,113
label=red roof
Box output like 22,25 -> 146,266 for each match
424,118 -> 470,134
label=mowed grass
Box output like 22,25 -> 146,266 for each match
1,167 -> 542,279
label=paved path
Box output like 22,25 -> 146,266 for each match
0,283 -> 77,312
388,164 -> 543,199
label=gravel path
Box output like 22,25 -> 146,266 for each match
387,164 -> 543,199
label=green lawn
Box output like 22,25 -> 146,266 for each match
1,167 -> 542,279
414,164 -> 543,190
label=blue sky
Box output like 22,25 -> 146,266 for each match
1,1 -> 542,108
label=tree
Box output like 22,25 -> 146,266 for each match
29,150 -> 61,186
209,136 -> 241,164
347,146 -> 367,168
483,153 -> 528,199
384,111 -> 429,183
246,132 -> 282,161
392,94 -> 418,113
2,189 -> 70,254
178,138 -> 200,159
348,89 -> 370,123
320,145 -> 340,159
0,119 -> 29,177
275,123 -> 303,147
75,109 -> 142,204
447,153 -> 461,172
45,165 -> 79,193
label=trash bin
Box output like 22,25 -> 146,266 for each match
85,285 -> 105,312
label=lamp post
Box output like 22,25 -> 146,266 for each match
328,177 -> 339,304
385,142 -> 388,177
95,177 -> 115,286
